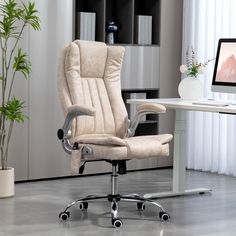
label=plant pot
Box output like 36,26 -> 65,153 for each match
178,77 -> 203,100
0,167 -> 14,198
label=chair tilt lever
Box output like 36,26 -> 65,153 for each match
106,160 -> 127,175
118,160 -> 127,175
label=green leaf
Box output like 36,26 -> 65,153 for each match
20,1 -> 40,31
0,0 -> 41,40
0,0 -> 23,39
0,97 -> 27,123
13,48 -> 31,78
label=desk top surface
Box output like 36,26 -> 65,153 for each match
127,98 -> 236,114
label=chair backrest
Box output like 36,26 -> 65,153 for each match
57,40 -> 129,138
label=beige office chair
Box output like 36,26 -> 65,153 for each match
57,40 -> 173,228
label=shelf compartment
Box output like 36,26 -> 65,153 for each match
134,0 -> 161,45
74,0 -> 160,45
75,0 -> 106,42
106,0 -> 134,44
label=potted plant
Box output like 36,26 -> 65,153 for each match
178,48 -> 214,100
0,0 -> 40,198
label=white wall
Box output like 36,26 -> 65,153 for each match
8,27 -> 30,180
8,0 -> 74,180
28,0 -> 74,179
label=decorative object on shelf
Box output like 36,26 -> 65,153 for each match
178,48 -> 214,100
0,0 -> 40,198
135,15 -> 152,45
106,21 -> 118,44
76,12 -> 96,41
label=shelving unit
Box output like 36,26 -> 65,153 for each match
71,0 -> 183,173
74,0 -> 161,45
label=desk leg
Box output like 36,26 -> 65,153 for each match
144,110 -> 211,199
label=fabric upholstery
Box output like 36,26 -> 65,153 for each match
137,103 -> 166,114
57,40 -> 173,173
80,134 -> 172,160
72,134 -> 127,146
125,134 -> 172,158
61,40 -> 128,138
68,104 -> 96,117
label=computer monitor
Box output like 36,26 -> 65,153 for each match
212,38 -> 236,93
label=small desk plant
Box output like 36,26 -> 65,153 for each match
0,0 -> 40,197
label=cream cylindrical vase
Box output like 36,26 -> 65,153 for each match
0,167 -> 15,198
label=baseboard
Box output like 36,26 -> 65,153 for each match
15,166 -> 173,184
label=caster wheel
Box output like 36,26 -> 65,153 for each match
159,212 -> 170,221
59,211 -> 70,221
79,202 -> 88,210
112,218 -> 123,228
137,202 -> 145,211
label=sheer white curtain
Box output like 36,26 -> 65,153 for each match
183,0 -> 236,176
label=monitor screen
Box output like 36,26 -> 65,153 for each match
212,38 -> 236,93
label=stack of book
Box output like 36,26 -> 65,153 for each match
76,12 -> 96,41
135,15 -> 152,45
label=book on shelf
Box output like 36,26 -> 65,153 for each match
76,12 -> 96,41
135,15 -> 152,45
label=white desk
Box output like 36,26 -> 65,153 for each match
127,98 -> 236,198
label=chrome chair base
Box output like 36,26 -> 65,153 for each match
59,163 -> 170,228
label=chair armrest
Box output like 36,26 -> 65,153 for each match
57,104 -> 95,140
128,103 -> 166,137
136,103 -> 166,114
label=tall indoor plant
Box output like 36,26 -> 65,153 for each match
0,0 -> 40,197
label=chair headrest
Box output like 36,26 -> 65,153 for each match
65,40 -> 108,78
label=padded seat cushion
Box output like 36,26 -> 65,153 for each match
125,134 -> 172,158
72,134 -> 126,146
76,134 -> 173,160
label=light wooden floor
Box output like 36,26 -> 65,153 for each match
0,168 -> 236,236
